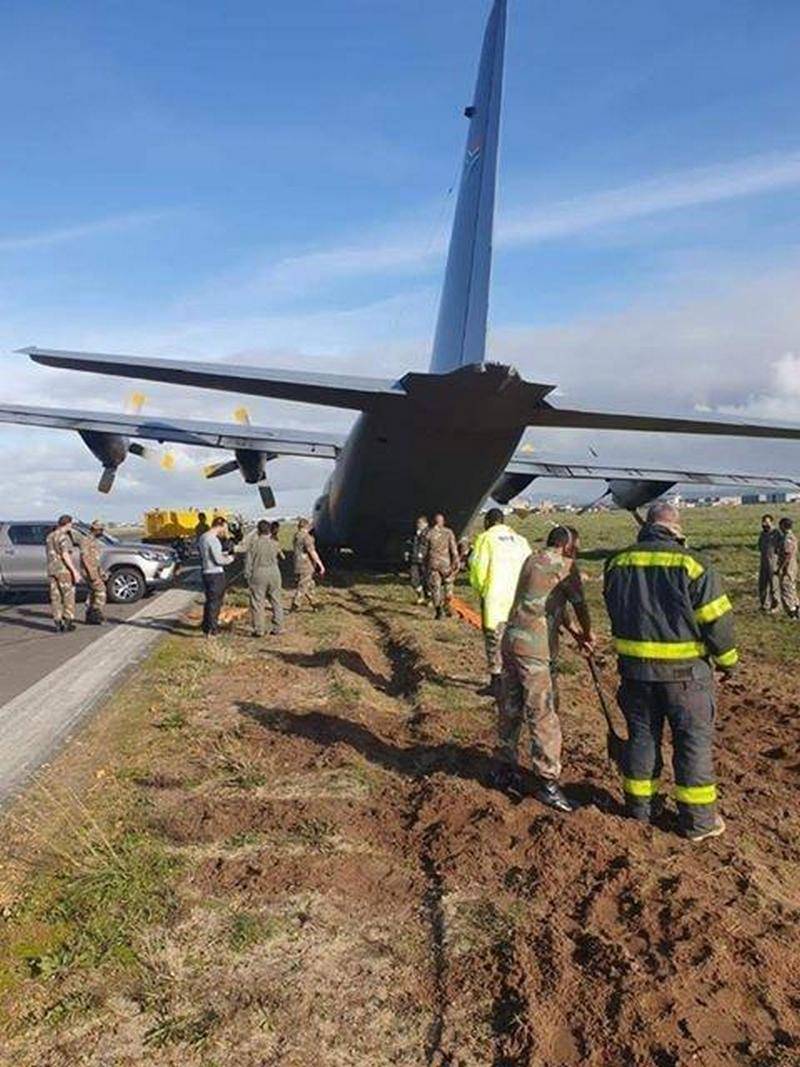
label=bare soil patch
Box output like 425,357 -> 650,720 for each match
1,573 -> 798,1066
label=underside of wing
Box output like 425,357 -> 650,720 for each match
504,457 -> 800,488
21,347 -> 405,412
0,403 -> 345,458
531,401 -> 800,441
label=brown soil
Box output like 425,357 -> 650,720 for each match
3,578 -> 799,1066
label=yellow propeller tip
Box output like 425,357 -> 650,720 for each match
160,453 -> 176,471
234,406 -> 251,424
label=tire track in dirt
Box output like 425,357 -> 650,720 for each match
349,588 -> 544,1066
347,589 -> 456,1065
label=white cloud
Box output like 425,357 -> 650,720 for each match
0,209 -> 174,252
232,148 -> 800,295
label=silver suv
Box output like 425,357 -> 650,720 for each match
0,521 -> 179,603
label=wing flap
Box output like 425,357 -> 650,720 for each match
21,347 -> 405,411
0,403 -> 345,458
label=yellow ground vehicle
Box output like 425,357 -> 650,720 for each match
143,508 -> 235,558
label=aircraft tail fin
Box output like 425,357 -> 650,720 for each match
429,0 -> 507,375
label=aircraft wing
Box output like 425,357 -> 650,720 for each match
532,402 -> 800,440
504,455 -> 800,490
20,347 -> 405,411
0,403 -> 345,458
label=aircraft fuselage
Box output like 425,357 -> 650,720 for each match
312,362 -> 545,559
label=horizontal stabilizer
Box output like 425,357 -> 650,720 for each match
532,403 -> 800,441
21,347 -> 405,412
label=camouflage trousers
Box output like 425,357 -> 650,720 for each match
779,570 -> 798,616
49,574 -> 76,623
497,651 -> 562,780
292,571 -> 316,609
86,576 -> 107,616
428,569 -> 454,610
483,622 -> 506,676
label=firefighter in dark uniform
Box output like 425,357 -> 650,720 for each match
603,501 -> 737,843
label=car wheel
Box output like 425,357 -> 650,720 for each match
106,567 -> 146,604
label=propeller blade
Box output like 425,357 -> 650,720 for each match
579,488 -> 611,516
129,441 -> 178,471
98,467 -> 117,494
258,482 -> 276,509
234,406 -> 251,425
204,459 -> 240,479
125,391 -> 147,415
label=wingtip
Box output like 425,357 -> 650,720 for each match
16,346 -> 37,356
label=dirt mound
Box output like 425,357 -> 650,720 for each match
3,578 -> 799,1066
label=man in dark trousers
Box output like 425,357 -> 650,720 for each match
757,513 -> 781,613
604,501 -> 737,843
198,516 -> 233,636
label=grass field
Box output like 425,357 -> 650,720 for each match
0,504 -> 797,1066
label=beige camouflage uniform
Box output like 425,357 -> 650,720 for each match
292,530 -> 318,609
778,529 -> 798,617
498,548 -> 585,780
45,528 -> 76,624
425,525 -> 460,612
80,533 -> 108,619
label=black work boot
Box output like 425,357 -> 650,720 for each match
491,763 -> 525,799
534,779 -> 574,813
54,620 -> 65,633
477,674 -> 501,698
435,606 -> 443,620
64,620 -> 77,632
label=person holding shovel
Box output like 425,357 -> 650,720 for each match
495,525 -> 594,812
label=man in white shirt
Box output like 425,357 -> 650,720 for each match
198,516 -> 234,636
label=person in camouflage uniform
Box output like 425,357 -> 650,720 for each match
409,515 -> 430,604
81,519 -> 108,624
777,517 -> 799,619
291,518 -> 325,611
496,526 -> 593,812
425,513 -> 460,619
45,514 -> 80,632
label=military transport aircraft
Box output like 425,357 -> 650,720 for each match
2,0 -> 800,559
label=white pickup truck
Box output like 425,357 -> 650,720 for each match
0,520 -> 179,603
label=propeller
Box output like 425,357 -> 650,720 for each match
200,406 -> 276,509
79,392 -> 176,493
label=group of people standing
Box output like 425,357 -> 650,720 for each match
460,503 -> 740,843
197,515 -> 325,637
409,513 -> 469,618
758,513 -> 798,618
45,515 -> 109,631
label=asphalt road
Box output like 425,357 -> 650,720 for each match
0,576 -> 196,708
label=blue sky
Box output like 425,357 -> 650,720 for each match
1,0 -> 800,517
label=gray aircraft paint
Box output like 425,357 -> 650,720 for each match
8,0 -> 800,556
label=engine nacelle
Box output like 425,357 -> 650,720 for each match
234,448 -> 267,484
608,479 -> 676,511
490,471 -> 538,505
79,429 -> 129,469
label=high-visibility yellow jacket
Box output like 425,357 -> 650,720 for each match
469,523 -> 531,631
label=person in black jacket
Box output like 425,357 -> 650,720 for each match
603,502 -> 738,843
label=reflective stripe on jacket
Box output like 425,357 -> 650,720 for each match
469,524 -> 531,631
603,524 -> 738,681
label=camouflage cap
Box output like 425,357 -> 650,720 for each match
90,518 -> 105,531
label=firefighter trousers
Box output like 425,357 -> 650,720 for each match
617,677 -> 718,835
